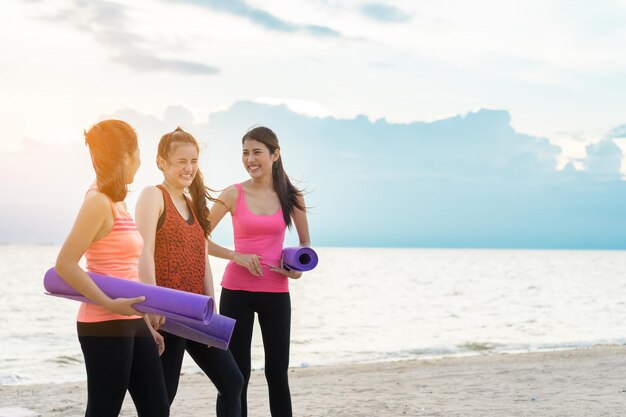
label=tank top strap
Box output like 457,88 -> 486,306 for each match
110,199 -> 133,219
233,183 -> 244,212
185,195 -> 199,222
157,184 -> 198,223
108,199 -> 120,218
156,184 -> 173,212
85,185 -> 124,219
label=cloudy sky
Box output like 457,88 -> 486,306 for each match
2,0 -> 626,248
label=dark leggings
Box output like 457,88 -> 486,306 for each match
220,288 -> 292,417
159,332 -> 244,417
77,319 -> 170,417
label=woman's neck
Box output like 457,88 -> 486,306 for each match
249,176 -> 273,191
162,179 -> 186,200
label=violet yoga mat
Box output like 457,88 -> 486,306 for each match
44,268 -> 213,324
160,314 -> 235,350
282,247 -> 319,272
43,268 -> 234,349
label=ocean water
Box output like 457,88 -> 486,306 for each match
1,245 -> 626,385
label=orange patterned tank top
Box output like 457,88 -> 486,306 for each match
154,185 -> 206,295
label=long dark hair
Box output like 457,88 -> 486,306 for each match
242,126 -> 305,228
157,127 -> 218,238
84,119 -> 138,202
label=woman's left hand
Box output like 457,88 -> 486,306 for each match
148,324 -> 165,355
269,256 -> 303,279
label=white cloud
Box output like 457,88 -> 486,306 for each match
253,97 -> 332,118
3,102 -> 625,248
3,0 -> 626,173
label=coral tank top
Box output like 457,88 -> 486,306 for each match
77,195 -> 143,323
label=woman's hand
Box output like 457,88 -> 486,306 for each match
104,296 -> 145,316
269,255 -> 303,279
233,252 -> 263,276
147,313 -> 166,331
269,265 -> 303,279
148,325 -> 166,355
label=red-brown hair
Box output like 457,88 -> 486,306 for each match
84,119 -> 138,202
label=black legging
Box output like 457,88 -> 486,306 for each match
159,332 -> 244,417
220,288 -> 292,417
77,319 -> 170,417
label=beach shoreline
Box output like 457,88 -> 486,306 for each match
2,344 -> 626,416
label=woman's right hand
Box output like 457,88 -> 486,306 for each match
233,253 -> 263,276
104,296 -> 145,316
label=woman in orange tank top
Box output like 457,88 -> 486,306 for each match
55,120 -> 169,417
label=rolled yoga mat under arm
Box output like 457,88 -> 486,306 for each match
43,268 -> 235,349
282,247 -> 319,272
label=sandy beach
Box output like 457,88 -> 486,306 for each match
2,345 -> 626,416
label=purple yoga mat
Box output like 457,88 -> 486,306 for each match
160,314 -> 235,350
43,268 -> 234,349
44,268 -> 213,324
282,247 -> 319,272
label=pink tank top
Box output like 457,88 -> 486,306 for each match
77,195 -> 144,322
221,183 -> 288,293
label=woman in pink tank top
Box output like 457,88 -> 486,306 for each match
55,120 -> 169,417
210,126 -> 311,417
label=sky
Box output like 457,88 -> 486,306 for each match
1,0 -> 626,248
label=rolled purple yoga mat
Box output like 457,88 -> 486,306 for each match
160,314 -> 235,350
44,268 -> 214,324
43,268 -> 235,349
282,246 -> 319,272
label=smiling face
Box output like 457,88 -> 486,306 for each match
158,143 -> 199,189
242,138 -> 279,179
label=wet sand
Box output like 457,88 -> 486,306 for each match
2,345 -> 626,416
